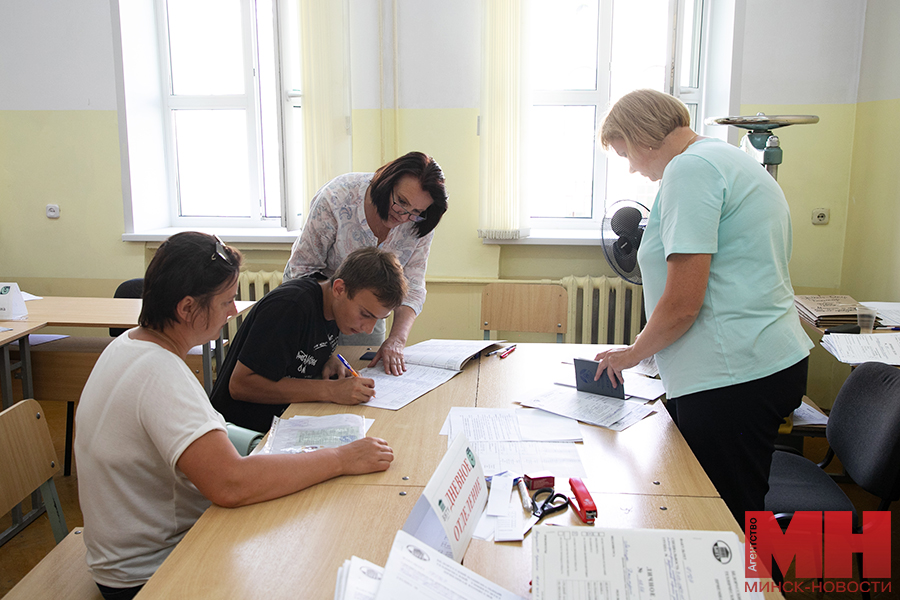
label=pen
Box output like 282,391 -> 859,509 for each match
500,344 -> 517,359
336,353 -> 360,377
515,477 -> 531,510
876,326 -> 900,331
485,345 -> 508,356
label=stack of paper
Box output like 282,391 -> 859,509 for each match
794,294 -> 867,328
820,333 -> 900,365
335,531 -> 525,600
861,301 -> 900,327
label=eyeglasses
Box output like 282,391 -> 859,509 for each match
390,192 -> 427,223
212,235 -> 233,265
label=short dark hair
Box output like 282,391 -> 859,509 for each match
140,232 -> 243,330
369,151 -> 448,237
331,247 -> 407,310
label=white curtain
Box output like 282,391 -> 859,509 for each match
295,0 -> 353,229
478,0 -> 531,240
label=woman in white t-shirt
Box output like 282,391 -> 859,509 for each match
75,232 -> 395,599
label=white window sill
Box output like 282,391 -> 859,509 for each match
122,227 -> 300,244
482,228 -> 602,246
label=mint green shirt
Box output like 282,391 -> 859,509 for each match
637,138 -> 812,399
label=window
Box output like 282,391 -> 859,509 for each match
112,0 -> 326,238
525,0 -> 714,232
161,0 -> 282,226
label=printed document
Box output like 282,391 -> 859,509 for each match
373,530 -> 525,600
361,339 -> 499,410
532,526 -> 752,600
820,333 -> 900,365
441,407 -> 582,442
335,556 -> 384,600
521,386 -> 655,431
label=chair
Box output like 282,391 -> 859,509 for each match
109,277 -> 144,337
0,399 -> 101,599
765,362 -> 900,597
481,283 -> 568,343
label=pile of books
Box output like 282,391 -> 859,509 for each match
794,294 -> 865,328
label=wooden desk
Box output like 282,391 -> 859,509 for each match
0,321 -> 44,409
477,343 -> 718,497
135,343 -> 778,600
20,296 -> 255,394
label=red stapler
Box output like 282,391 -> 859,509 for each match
568,478 -> 596,524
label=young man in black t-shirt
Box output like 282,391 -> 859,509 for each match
210,247 -> 408,432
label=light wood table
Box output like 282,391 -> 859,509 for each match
135,343 -> 780,600
20,296 -> 255,394
477,343 -> 718,497
278,351 -> 479,488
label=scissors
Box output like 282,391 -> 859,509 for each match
530,487 -> 569,525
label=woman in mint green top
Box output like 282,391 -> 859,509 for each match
594,89 -> 812,529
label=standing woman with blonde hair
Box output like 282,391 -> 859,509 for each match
593,89 -> 812,528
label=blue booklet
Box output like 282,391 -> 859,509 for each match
573,358 -> 626,399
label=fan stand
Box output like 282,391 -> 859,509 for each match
704,113 -> 819,180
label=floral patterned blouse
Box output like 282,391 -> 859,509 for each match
283,172 -> 433,315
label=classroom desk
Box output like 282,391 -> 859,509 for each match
477,343 -> 718,497
135,344 -> 780,600
0,321 -> 43,410
19,296 -> 255,394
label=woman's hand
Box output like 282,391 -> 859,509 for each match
334,437 -> 394,475
370,336 -> 407,375
594,346 -> 640,388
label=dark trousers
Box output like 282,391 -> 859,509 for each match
97,583 -> 143,600
667,357 -> 808,530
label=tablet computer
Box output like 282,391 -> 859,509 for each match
573,358 -> 625,399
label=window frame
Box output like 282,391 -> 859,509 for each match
516,0 -> 736,240
112,0 -> 298,240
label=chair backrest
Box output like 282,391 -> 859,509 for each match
827,362 -> 900,504
0,399 -> 68,542
110,278 -> 144,337
481,283 -> 568,342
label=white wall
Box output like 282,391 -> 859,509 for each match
0,0 -> 117,110
740,0 -> 866,106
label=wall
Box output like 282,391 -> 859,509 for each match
1,1 -> 893,400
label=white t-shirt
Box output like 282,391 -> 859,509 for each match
75,330 -> 227,588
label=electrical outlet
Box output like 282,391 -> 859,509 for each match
46,204 -> 60,219
811,208 -> 829,225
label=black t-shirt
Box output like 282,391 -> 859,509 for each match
210,278 -> 339,432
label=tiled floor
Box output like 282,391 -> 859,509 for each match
0,403 -> 897,598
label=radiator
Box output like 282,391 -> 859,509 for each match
559,275 -> 644,345
228,270 -> 284,339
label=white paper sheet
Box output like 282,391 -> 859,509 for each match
335,556 -> 384,600
373,530 -> 525,600
522,386 -> 656,431
862,301 -> 900,327
469,440 -> 586,479
792,401 -> 828,427
440,407 -> 582,442
532,526 -> 752,600
360,363 -> 460,410
820,333 -> 900,365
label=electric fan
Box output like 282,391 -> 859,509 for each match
600,200 -> 649,285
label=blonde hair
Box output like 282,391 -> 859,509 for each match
599,89 -> 691,152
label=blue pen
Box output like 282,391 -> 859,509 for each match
336,353 -> 360,377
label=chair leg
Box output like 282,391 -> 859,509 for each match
64,401 -> 74,476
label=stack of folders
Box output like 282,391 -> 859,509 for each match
794,294 -> 867,328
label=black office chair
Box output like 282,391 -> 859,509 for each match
110,277 -> 144,337
765,362 -> 900,597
